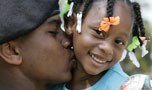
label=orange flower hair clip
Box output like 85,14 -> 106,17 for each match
99,16 -> 120,32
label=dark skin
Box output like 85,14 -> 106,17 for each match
66,1 -> 133,89
0,15 -> 74,90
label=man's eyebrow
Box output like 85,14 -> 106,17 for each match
50,10 -> 60,16
47,19 -> 60,24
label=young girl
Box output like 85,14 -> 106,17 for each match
49,0 -> 150,89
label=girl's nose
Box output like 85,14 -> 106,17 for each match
98,41 -> 113,57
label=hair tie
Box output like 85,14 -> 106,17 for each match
67,2 -> 74,17
139,36 -> 150,42
76,12 -> 83,33
59,0 -> 70,31
139,36 -> 150,57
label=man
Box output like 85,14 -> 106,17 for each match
0,0 -> 74,90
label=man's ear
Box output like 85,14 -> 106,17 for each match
65,13 -> 77,35
0,42 -> 22,65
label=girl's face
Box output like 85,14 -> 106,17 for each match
73,1 -> 133,75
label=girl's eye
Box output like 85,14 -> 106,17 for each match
94,29 -> 104,38
48,31 -> 59,35
115,40 -> 125,45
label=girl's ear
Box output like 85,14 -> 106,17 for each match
0,42 -> 22,65
65,13 -> 77,35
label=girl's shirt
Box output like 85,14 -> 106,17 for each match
48,62 -> 129,90
119,74 -> 152,90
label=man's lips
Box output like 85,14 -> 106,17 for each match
69,49 -> 76,68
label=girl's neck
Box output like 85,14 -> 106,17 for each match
66,64 -> 107,90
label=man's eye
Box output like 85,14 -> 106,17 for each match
94,29 -> 104,38
48,31 -> 58,35
115,40 -> 124,45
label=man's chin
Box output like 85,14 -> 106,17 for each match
59,73 -> 72,83
50,73 -> 72,84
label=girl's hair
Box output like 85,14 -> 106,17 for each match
67,0 -> 145,45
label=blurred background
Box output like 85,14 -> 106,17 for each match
121,0 -> 152,77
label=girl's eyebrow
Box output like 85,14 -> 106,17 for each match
120,32 -> 129,38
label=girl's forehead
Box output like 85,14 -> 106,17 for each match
84,2 -> 106,22
83,0 -> 133,33
91,0 -> 107,10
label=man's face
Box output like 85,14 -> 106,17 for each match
16,15 -> 74,84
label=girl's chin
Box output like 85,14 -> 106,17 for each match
85,69 -> 104,75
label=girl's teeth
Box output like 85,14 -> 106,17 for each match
91,54 -> 106,63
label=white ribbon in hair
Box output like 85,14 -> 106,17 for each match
60,17 -> 65,32
140,41 -> 149,57
128,51 -> 140,68
67,2 -> 74,17
120,49 -> 127,61
76,12 -> 83,33
59,0 -> 66,32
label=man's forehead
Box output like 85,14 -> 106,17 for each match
47,16 -> 61,25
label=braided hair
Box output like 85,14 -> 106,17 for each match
67,0 -> 146,45
132,2 -> 145,37
67,0 -> 93,18
82,0 -> 93,18
106,0 -> 116,17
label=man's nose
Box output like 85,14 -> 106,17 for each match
98,41 -> 113,57
62,37 -> 71,48
61,31 -> 72,48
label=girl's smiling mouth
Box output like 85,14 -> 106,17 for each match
89,52 -> 112,67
